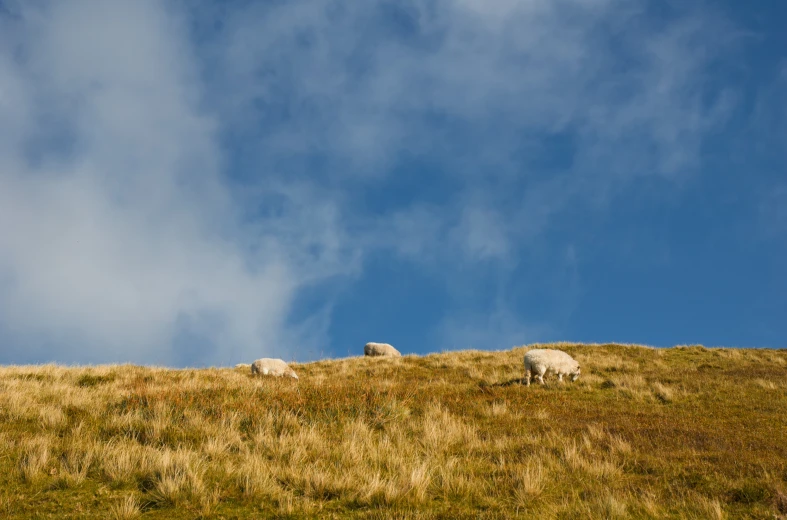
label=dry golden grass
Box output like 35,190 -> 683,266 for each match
0,343 -> 786,518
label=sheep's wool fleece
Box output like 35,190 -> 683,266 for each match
524,349 -> 579,371
364,342 -> 401,357
251,358 -> 299,379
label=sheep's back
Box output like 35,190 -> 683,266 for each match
364,342 -> 401,357
251,358 -> 298,378
524,349 -> 578,370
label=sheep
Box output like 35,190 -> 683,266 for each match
364,342 -> 401,357
250,358 -> 299,380
524,349 -> 581,386
235,363 -> 250,369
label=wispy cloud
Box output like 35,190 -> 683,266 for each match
0,0 -> 748,364
759,184 -> 787,239
0,0 -> 338,365
435,304 -> 554,353
204,0 -> 738,250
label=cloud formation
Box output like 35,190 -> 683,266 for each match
0,0 -> 321,365
0,0 -> 749,365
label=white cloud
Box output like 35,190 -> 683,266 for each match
453,207 -> 511,262
202,0 -> 737,253
435,304 -> 553,353
0,1 -> 357,365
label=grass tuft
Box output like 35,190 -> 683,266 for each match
774,488 -> 787,515
76,373 -> 117,388
109,494 -> 142,520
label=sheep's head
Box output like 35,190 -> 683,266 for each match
570,366 -> 581,382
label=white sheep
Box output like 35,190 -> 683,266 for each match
524,349 -> 581,386
364,342 -> 401,357
235,363 -> 250,369
250,358 -> 299,380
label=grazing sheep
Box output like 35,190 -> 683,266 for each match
524,349 -> 581,386
364,342 -> 401,357
251,358 -> 299,380
235,363 -> 250,369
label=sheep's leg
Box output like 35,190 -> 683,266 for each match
525,369 -> 531,386
536,370 -> 545,385
558,373 -> 564,382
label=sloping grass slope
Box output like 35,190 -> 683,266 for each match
1,343 -> 786,519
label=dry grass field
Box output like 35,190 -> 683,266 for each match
1,343 -> 786,519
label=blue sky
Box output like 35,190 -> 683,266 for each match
0,0 -> 785,366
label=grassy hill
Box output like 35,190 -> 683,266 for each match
1,343 -> 786,519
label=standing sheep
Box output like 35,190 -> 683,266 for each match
364,342 -> 401,357
251,358 -> 299,380
524,349 -> 581,386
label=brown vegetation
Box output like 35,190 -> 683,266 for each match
1,343 -> 786,519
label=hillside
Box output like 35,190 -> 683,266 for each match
1,343 -> 786,519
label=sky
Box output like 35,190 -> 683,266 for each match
0,0 -> 785,367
